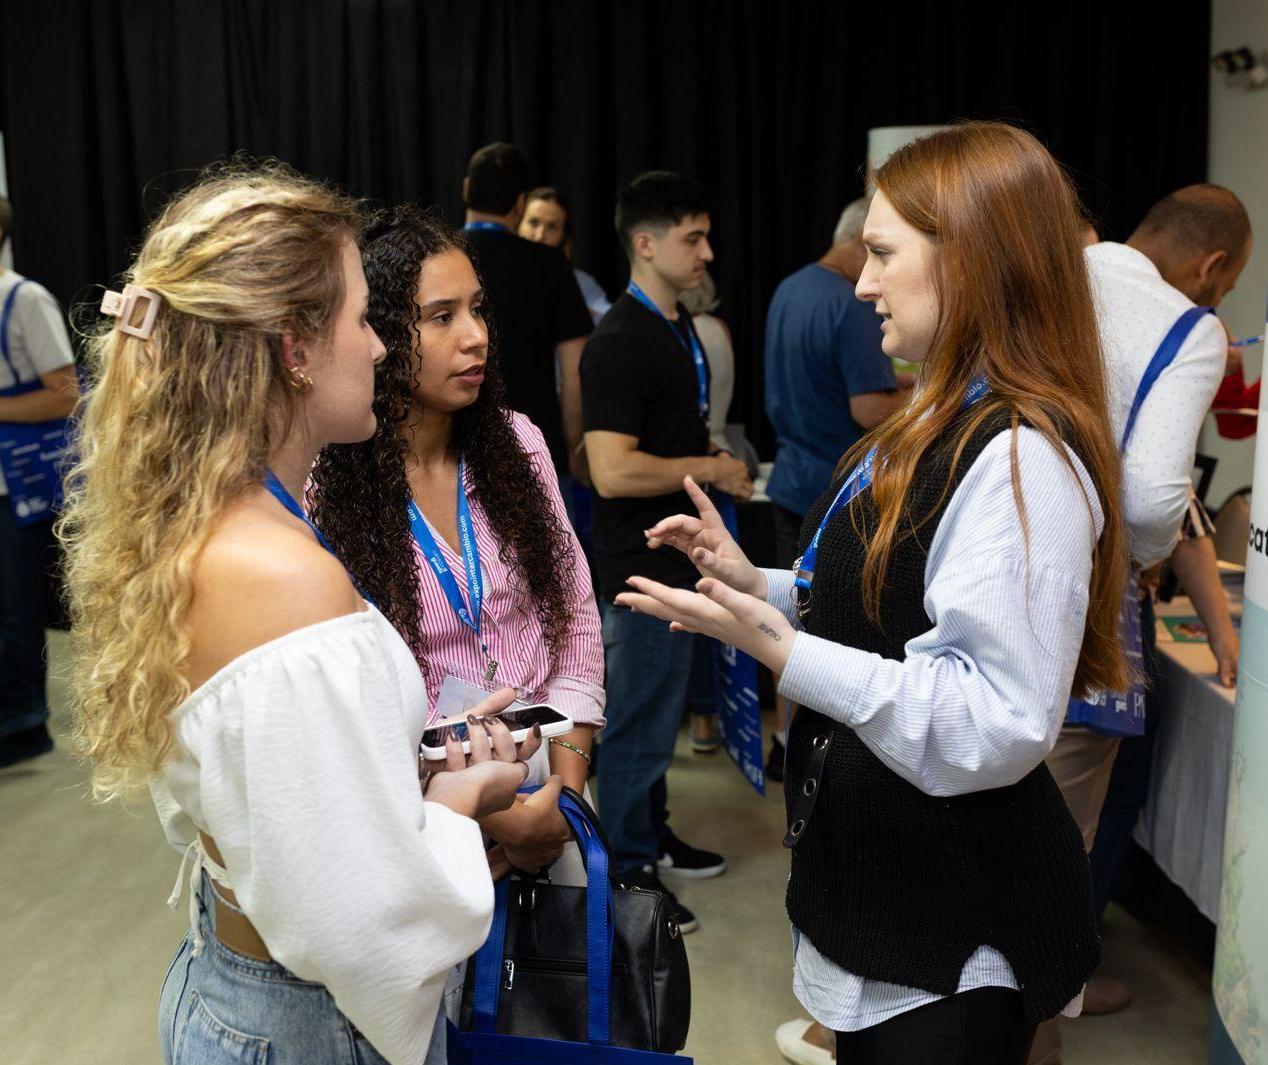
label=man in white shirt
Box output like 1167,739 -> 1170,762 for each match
1040,184 -> 1249,1037
0,198 -> 79,769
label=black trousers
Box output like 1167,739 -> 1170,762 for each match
835,987 -> 1036,1065
0,504 -> 54,738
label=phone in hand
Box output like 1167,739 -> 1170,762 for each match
419,704 -> 574,762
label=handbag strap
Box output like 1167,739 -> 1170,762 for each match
1120,305 -> 1213,451
0,280 -> 30,377
469,785 -> 616,1045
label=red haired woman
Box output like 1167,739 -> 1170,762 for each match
619,123 -> 1128,1063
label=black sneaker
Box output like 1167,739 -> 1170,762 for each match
765,736 -> 786,783
657,826 -> 727,879
0,723 -> 54,770
622,864 -> 699,934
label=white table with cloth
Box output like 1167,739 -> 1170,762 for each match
1135,576 -> 1243,922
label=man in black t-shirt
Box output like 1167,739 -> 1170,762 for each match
461,143 -> 593,474
582,171 -> 752,928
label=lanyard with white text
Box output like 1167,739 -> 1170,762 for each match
464,221 -> 509,233
793,375 -> 991,610
263,470 -> 374,606
625,281 -> 709,418
407,457 -> 497,685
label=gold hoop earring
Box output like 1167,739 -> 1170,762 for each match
286,366 -> 315,394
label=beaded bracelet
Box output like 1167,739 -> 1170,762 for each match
549,737 -> 592,764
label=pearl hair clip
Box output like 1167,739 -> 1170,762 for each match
100,283 -> 161,340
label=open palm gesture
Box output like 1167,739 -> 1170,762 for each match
644,476 -> 767,598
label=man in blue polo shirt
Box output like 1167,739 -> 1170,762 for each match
763,195 -> 911,778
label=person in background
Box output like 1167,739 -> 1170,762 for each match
0,196 -> 79,770
461,145 -> 593,483
311,205 -> 604,884
763,195 -> 912,795
60,163 -> 533,1065
624,121 -> 1129,1065
583,170 -> 753,930
519,186 -> 612,325
677,269 -> 737,753
1212,327 -> 1259,439
1035,183 -> 1251,1062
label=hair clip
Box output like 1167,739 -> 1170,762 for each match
100,283 -> 161,340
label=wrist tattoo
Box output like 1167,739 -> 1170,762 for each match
758,622 -> 783,642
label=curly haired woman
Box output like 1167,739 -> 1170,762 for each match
312,206 -> 604,880
61,164 -> 537,1065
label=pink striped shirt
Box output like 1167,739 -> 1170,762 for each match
412,412 -> 605,728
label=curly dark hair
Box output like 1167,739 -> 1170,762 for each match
309,204 -> 576,673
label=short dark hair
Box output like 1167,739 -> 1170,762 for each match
465,143 -> 532,216
524,186 -> 573,241
0,198 -> 11,245
615,171 -> 712,257
1133,184 -> 1251,261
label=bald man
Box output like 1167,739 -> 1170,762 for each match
1037,185 -> 1250,1048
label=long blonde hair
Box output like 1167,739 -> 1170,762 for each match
60,161 -> 362,801
844,122 -> 1128,698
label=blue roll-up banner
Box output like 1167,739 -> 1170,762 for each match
1210,314 -> 1268,1065
711,495 -> 764,796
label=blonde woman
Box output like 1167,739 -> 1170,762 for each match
61,164 -> 534,1065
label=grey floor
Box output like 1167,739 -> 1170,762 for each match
1,632 -> 1211,1064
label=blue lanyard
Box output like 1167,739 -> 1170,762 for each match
793,375 -> 990,599
263,470 -> 375,606
406,457 -> 497,683
464,221 -> 509,233
625,281 -> 709,418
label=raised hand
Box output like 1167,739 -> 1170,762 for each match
615,574 -> 796,675
644,476 -> 767,598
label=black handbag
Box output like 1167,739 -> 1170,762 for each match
457,786 -> 691,1054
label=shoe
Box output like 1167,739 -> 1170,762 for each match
775,1018 -> 835,1065
766,736 -> 786,783
621,864 -> 699,933
0,723 -> 54,770
1081,974 -> 1131,1015
689,713 -> 720,754
657,825 -> 727,879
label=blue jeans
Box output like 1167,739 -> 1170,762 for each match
159,874 -> 444,1064
598,606 -> 695,874
0,504 -> 52,738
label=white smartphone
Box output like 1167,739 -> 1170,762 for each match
419,704 -> 574,762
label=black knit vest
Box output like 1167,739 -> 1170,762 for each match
784,408 -> 1099,1024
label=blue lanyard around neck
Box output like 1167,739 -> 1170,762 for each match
625,281 -> 709,419
264,470 -> 336,553
793,375 -> 990,599
464,221 -> 509,233
406,456 -> 494,671
263,470 -> 374,606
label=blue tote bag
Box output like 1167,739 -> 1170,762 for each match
1066,305 -> 1214,736
447,787 -> 692,1065
0,281 -> 73,525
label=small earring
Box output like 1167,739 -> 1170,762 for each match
286,365 -> 315,394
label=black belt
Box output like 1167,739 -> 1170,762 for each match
782,720 -> 834,848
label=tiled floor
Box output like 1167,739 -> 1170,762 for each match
0,631 -> 1211,1064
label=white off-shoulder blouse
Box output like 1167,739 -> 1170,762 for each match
150,605 -> 492,1065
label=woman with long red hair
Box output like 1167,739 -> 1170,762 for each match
617,122 -> 1128,1063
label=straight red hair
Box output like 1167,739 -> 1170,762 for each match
844,121 -> 1128,697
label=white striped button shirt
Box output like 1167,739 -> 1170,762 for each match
412,412 -> 605,728
763,426 -> 1100,1030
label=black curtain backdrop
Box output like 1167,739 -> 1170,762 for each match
4,0 -> 1212,456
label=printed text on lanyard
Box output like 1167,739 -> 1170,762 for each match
407,457 -> 498,685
